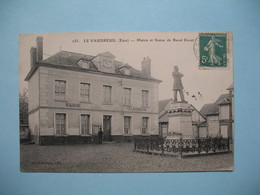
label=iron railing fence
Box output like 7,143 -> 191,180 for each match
134,137 -> 231,157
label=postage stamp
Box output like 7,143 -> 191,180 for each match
199,33 -> 228,69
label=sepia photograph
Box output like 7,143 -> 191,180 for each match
19,31 -> 234,173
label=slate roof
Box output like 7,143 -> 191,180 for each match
25,50 -> 161,82
42,51 -> 95,67
200,103 -> 219,116
200,93 -> 230,116
158,99 -> 171,113
159,112 -> 169,123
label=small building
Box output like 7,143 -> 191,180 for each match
200,84 -> 234,138
158,99 -> 206,138
25,37 -> 161,145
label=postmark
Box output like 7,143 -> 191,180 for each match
199,33 -> 228,69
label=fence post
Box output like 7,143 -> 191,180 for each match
180,137 -> 183,157
162,139 -> 164,154
147,139 -> 149,153
227,138 -> 230,152
198,138 -> 201,154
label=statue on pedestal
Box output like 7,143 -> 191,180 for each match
172,66 -> 186,102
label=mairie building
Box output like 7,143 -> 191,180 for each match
25,37 -> 161,145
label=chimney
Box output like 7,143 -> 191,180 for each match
36,36 -> 43,61
30,47 -> 37,68
141,57 -> 151,77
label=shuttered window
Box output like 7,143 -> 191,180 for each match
81,114 -> 90,135
55,80 -> 66,101
124,116 -> 131,134
142,117 -> 149,134
80,83 -> 90,102
123,88 -> 131,105
142,90 -> 149,106
103,85 -> 112,104
55,113 -> 66,135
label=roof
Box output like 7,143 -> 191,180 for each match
41,51 -> 95,67
227,83 -> 234,90
215,94 -> 230,104
25,50 -> 161,82
200,103 -> 219,116
200,93 -> 230,116
159,112 -> 169,123
158,99 -> 171,113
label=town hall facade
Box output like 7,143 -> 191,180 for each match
25,37 -> 161,145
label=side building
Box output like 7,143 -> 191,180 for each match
200,84 -> 234,139
25,37 -> 161,145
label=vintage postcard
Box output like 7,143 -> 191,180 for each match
19,32 -> 234,172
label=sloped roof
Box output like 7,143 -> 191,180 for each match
159,112 -> 169,123
42,51 -> 95,67
218,98 -> 230,105
26,50 -> 161,82
200,103 -> 219,116
200,93 -> 230,116
227,83 -> 234,90
215,94 -> 230,104
158,99 -> 171,113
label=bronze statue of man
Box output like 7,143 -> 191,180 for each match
172,66 -> 185,102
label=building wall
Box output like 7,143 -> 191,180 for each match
207,115 -> 219,136
34,66 -> 159,139
28,110 -> 39,143
199,126 -> 207,137
28,69 -> 39,111
219,104 -> 229,120
39,67 -> 158,112
39,108 -> 158,136
192,109 -> 205,122
220,125 -> 228,138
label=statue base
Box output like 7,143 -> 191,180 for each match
166,101 -> 194,139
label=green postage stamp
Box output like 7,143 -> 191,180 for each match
199,33 -> 228,69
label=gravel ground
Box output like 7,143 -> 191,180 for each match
20,143 -> 233,173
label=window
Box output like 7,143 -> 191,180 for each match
142,117 -> 149,134
142,90 -> 149,106
124,68 -> 130,75
78,60 -> 90,69
55,113 -> 66,135
103,85 -> 112,104
80,83 -> 90,102
55,80 -> 66,101
220,126 -> 228,138
81,114 -> 90,135
123,88 -> 131,105
124,116 -> 131,134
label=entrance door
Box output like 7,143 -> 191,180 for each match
103,115 -> 112,141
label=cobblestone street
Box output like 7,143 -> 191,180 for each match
20,143 -> 233,173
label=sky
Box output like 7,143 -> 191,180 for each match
19,32 -> 233,110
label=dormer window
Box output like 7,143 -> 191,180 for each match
124,68 -> 130,75
78,59 -> 90,69
118,63 -> 131,76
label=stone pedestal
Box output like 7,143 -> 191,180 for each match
166,101 -> 194,139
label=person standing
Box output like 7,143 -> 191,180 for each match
98,127 -> 103,144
